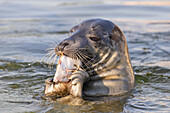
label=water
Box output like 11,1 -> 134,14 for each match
0,0 -> 170,112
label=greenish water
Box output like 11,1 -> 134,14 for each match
0,0 -> 170,112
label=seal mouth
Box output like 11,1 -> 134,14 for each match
53,55 -> 82,83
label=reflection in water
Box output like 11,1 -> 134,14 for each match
0,0 -> 170,112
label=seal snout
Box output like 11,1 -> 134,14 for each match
58,42 -> 69,51
55,41 -> 69,56
55,38 -> 79,59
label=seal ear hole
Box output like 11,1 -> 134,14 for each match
89,37 -> 100,42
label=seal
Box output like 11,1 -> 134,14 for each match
44,19 -> 135,98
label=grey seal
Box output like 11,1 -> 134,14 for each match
44,19 -> 135,98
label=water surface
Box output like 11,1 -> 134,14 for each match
0,0 -> 170,112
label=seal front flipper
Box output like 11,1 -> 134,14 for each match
68,68 -> 89,97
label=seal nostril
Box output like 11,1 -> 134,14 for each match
61,43 -> 69,51
63,43 -> 69,47
57,42 -> 69,52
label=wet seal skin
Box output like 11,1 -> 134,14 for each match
44,19 -> 135,103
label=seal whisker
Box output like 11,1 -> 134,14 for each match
72,51 -> 78,67
77,48 -> 94,57
49,54 -> 58,69
42,49 -> 58,69
76,18 -> 80,24
78,50 -> 92,59
49,52 -> 57,66
51,41 -> 58,46
45,48 -> 55,51
47,51 -> 56,63
47,52 -> 56,68
77,52 -> 91,66
41,50 -> 55,63
76,52 -> 92,71
78,51 -> 93,66
41,49 -> 55,63
74,53 -> 86,71
75,53 -> 86,67
75,53 -> 87,71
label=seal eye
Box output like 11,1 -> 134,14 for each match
89,37 -> 100,42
